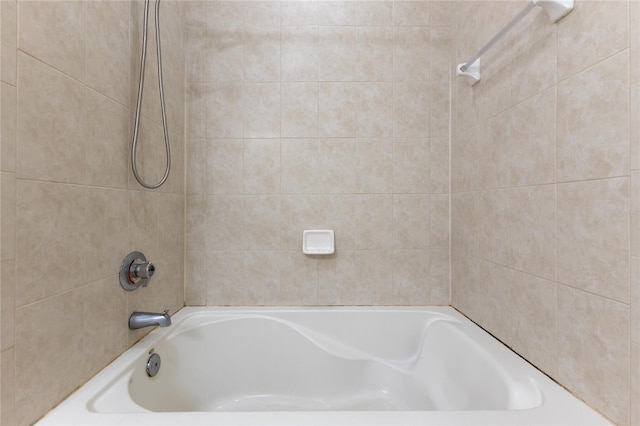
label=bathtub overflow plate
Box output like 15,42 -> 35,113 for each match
146,353 -> 161,377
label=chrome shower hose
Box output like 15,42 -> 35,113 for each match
131,0 -> 171,189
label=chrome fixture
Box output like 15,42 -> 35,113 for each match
146,352 -> 162,377
129,310 -> 172,330
120,251 -> 155,291
131,0 -> 171,189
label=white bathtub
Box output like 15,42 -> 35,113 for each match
38,307 -> 608,425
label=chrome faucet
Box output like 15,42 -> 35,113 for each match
129,310 -> 171,330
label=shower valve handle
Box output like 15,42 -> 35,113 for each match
119,251 -> 155,291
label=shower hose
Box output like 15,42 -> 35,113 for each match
131,0 -> 171,189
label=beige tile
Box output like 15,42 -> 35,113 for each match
509,87 -> 556,186
157,193 -> 184,260
356,27 -> 393,82
631,83 -> 640,171
393,27 -> 429,82
451,252 -> 478,325
430,194 -> 449,250
631,0 -> 640,85
1,0 -> 17,85
186,195 -> 206,252
430,138 -> 449,194
207,139 -> 244,195
634,171 -> 640,258
186,139 -> 206,194
82,277 -> 128,378
509,184 -> 556,281
393,194 -> 429,250
319,83 -> 357,138
557,0 -> 628,80
1,347 -> 15,425
478,110 -> 509,189
430,27 -> 451,139
392,250 -> 430,305
85,188 -> 129,284
281,138 -> 320,193
281,195 -> 325,250
281,83 -> 318,137
245,1 -> 281,26
86,1 -> 129,105
557,178 -> 629,303
244,26 -> 281,82
17,54 -> 86,183
207,251 -> 245,305
128,189 -> 158,259
318,250 -> 393,305
206,83 -> 243,138
473,260 -> 512,342
186,83 -> 207,139
318,26 -> 357,82
393,82 -> 429,138
356,1 -> 392,26
507,270 -> 558,378
1,82 -> 16,172
318,1 -> 355,26
206,195 -> 247,251
355,138 -> 392,193
356,83 -> 393,138
18,0 -> 85,80
1,260 -> 14,351
633,343 -> 640,425
356,194 -> 393,250
451,192 -> 478,256
511,8 -> 557,104
243,251 -> 281,305
185,1 -> 206,26
1,173 -> 15,261
557,51 -> 629,182
162,133 -> 184,196
478,189 -> 509,265
244,196 -> 282,250
185,251 -> 207,306
16,182 -> 87,306
451,126 -> 478,193
430,248 -> 450,305
281,1 -> 318,26
393,139 -> 429,194
15,290 -> 88,426
203,26 -> 243,83
325,195 -> 358,250
557,285 -> 630,426
244,139 -> 280,195
84,91 -> 130,189
393,1 -> 429,26
206,1 -> 243,26
281,26 -> 318,82
185,26 -> 205,83
317,139 -> 356,193
633,257 -> 640,345
278,251 -> 318,305
430,1 -> 456,27
243,83 -> 280,138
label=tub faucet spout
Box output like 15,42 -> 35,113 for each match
129,310 -> 171,330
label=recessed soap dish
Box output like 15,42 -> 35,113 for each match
302,230 -> 335,255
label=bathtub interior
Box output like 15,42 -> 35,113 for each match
90,309 -> 543,414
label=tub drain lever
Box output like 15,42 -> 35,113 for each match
120,251 -> 155,291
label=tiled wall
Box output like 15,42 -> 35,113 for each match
450,1 -> 640,424
0,1 -> 185,424
184,0 -> 452,306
